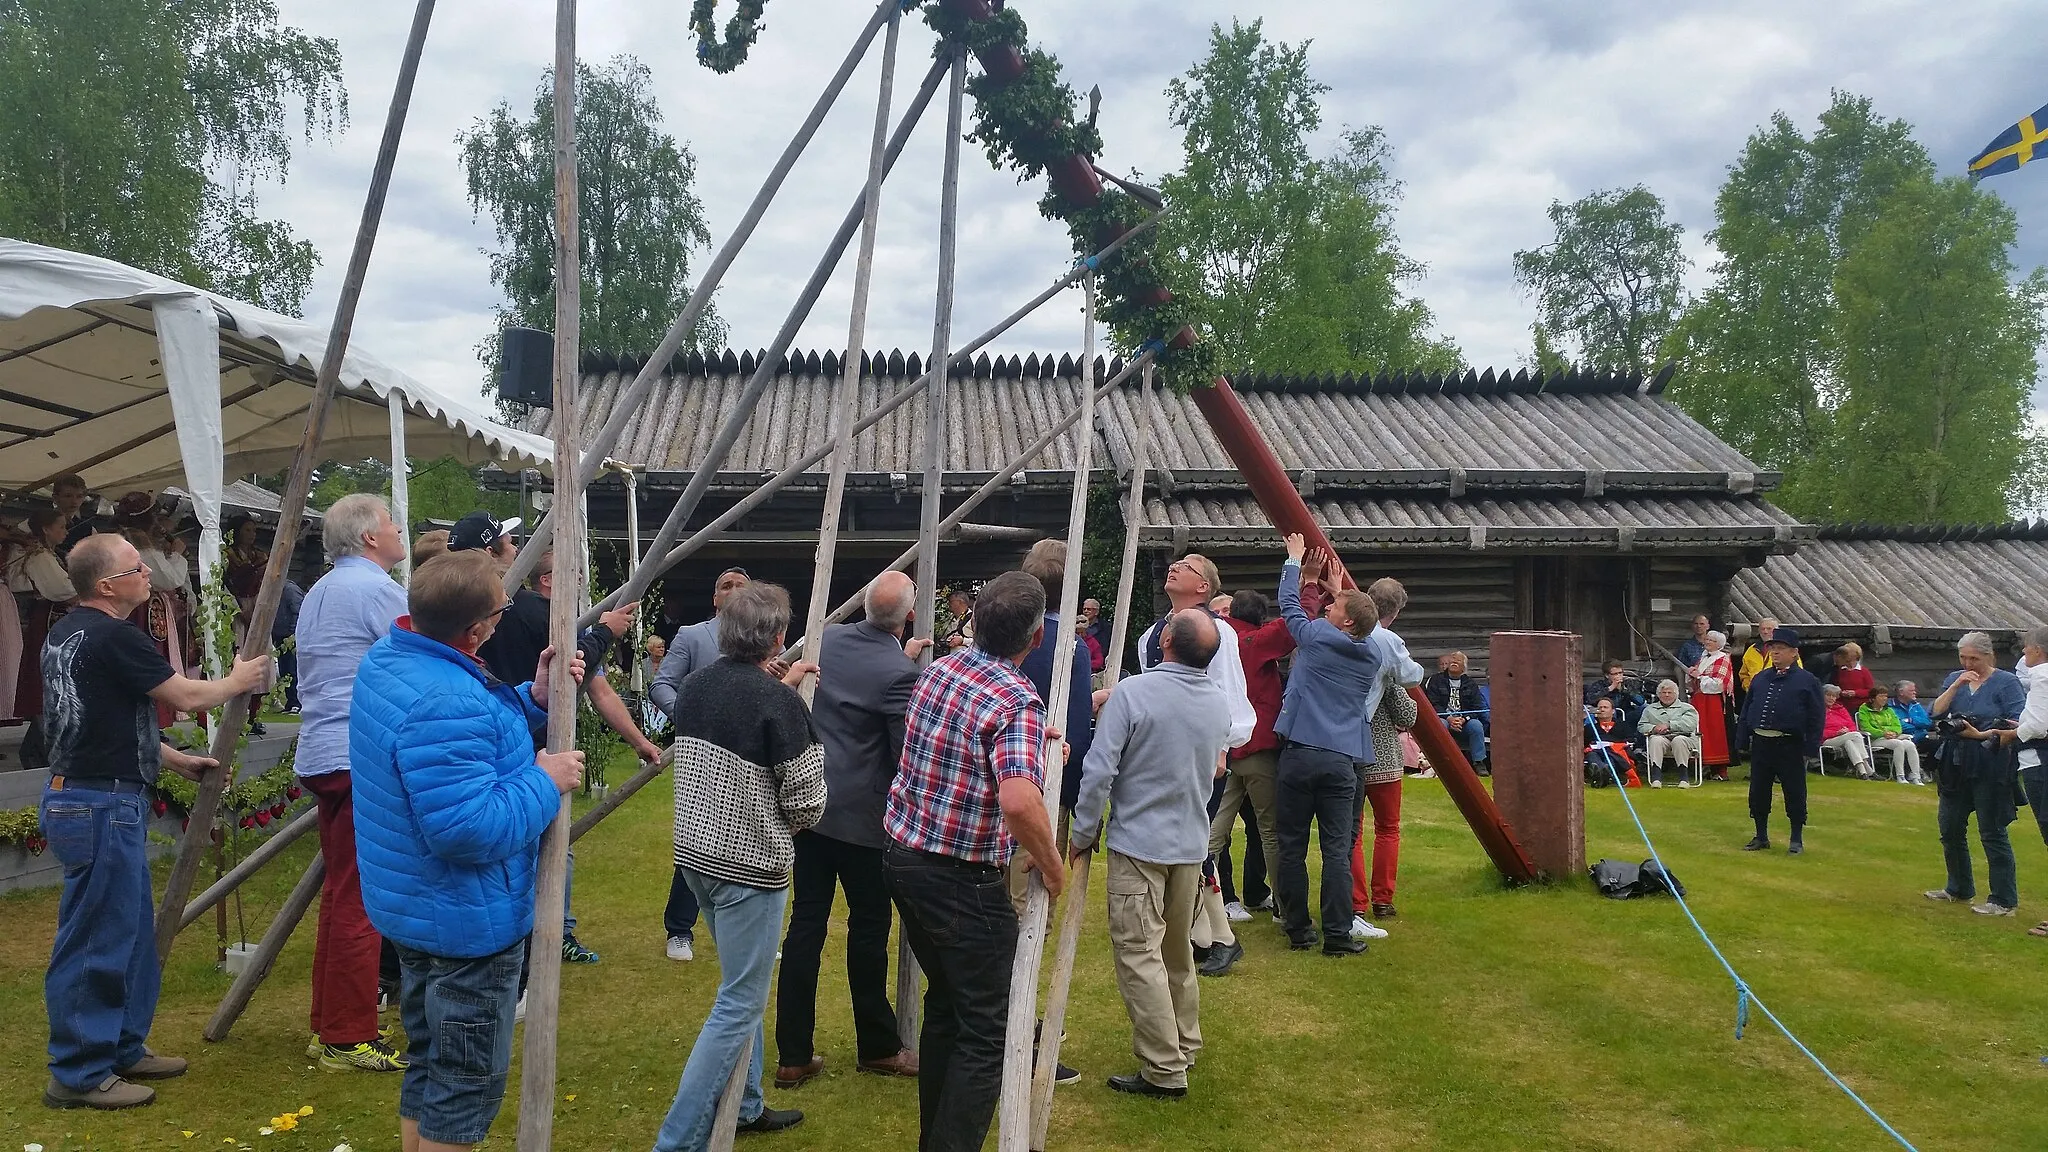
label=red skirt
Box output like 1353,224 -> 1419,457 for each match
129,591 -> 187,728
15,598 -> 62,720
1693,691 -> 1730,766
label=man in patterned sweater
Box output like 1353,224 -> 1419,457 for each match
653,582 -> 826,1150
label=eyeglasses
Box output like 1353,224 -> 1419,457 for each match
476,599 -> 514,626
102,565 -> 146,582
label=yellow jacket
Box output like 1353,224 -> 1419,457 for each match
1738,642 -> 1801,690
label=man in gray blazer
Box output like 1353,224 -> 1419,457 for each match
773,571 -> 930,1088
651,566 -> 752,962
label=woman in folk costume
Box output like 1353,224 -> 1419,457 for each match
7,508 -> 76,719
1688,629 -> 1735,778
225,516 -> 269,642
115,492 -> 191,726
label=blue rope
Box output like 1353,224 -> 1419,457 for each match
1582,709 -> 1921,1151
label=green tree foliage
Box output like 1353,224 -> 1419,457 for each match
1159,20 -> 1458,376
1668,91 -> 2043,521
458,54 -> 725,379
1512,186 -> 1686,373
0,0 -> 346,315
1829,175 -> 2046,521
307,457 -> 518,529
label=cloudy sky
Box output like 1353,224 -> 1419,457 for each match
268,0 -> 2048,411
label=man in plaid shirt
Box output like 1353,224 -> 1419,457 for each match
884,570 -> 1066,1152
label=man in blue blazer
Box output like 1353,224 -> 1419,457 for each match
1271,533 -> 1385,956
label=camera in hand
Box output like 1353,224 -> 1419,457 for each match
1932,716 -> 1970,739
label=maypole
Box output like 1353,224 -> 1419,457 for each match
514,0 -> 585,1139
153,0 -> 441,962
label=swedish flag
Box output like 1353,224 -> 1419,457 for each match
1969,102 -> 2048,181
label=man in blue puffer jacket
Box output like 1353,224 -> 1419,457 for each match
350,550 -> 584,1152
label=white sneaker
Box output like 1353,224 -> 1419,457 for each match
1650,780 -> 1663,789
1223,901 -> 1252,923
514,993 -> 527,1024
665,934 -> 694,962
1972,901 -> 2016,917
1349,915 -> 1388,940
1676,781 -> 1693,789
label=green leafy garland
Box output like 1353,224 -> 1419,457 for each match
917,1 -> 1219,393
690,0 -> 771,74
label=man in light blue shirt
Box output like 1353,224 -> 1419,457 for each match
294,494 -> 410,1072
1271,533 -> 1383,956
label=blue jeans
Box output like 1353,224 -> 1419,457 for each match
1453,717 -> 1488,765
392,938 -> 524,1145
42,783 -> 158,1090
654,869 -> 787,1151
1937,767 -> 2018,909
564,847 -> 576,934
664,864 -> 702,938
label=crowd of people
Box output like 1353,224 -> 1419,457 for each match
27,482 -> 2048,1151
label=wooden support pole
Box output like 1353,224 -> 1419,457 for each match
155,0 -> 439,963
708,1033 -> 753,1152
605,217 -> 1157,605
569,748 -> 667,844
801,5 -> 900,697
178,805 -> 317,932
579,56 -> 948,627
503,0 -> 906,591
781,353 -> 1152,662
999,274 -> 1098,1151
515,0 -> 583,1142
1029,360 -> 1153,1149
202,854 -> 325,1042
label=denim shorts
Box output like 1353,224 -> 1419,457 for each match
392,938 -> 524,1145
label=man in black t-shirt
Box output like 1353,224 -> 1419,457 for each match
40,535 -> 271,1111
475,543 -> 656,966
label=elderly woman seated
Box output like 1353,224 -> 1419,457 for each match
1821,683 -> 1874,778
1638,680 -> 1700,788
1858,684 -> 1925,785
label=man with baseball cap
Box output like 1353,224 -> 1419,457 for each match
447,511 -> 522,559
1736,626 -> 1825,855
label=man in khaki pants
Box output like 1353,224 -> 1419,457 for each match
1069,609 -> 1232,1099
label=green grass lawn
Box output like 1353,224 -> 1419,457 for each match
5,762 -> 2047,1151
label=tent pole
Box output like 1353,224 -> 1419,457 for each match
800,4 -> 900,697
504,0 -> 911,591
516,0 -> 583,1140
576,55 -> 946,628
389,389 -> 411,584
1002,273 -> 1098,1151
154,0 -> 440,962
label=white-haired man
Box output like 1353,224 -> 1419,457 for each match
294,494 -> 411,1072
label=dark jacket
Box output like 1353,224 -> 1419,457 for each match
810,621 -> 918,849
1021,611 -> 1094,811
1584,680 -> 1646,725
1424,672 -> 1489,722
1273,560 -> 1383,763
1738,664 -> 1828,758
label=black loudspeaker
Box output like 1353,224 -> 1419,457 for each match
498,326 -> 554,408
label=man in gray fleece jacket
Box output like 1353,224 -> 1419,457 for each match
1068,609 -> 1231,1099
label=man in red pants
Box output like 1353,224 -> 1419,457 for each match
293,494 -> 411,1071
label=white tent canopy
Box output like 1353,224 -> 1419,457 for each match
0,238 -> 550,496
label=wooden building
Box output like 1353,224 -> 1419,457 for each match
1728,522 -> 2048,690
521,350 -> 1810,670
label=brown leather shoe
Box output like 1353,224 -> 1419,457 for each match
774,1055 -> 825,1089
858,1048 -> 919,1078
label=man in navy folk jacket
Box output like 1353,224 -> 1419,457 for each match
351,551 -> 584,1151
1736,626 -> 1825,855
1271,534 -> 1384,956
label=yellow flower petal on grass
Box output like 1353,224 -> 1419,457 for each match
182,1132 -> 196,1139
297,1106 -> 314,1117
564,1094 -> 577,1102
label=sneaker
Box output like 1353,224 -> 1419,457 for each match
1349,914 -> 1388,941
1973,901 -> 2017,917
515,993 -> 528,1024
1248,894 -> 1274,911
319,1039 -> 408,1073
1054,1060 -> 1080,1085
44,1074 -> 154,1110
377,983 -> 397,1014
1322,937 -> 1368,957
1650,779 -> 1663,789
737,1105 -> 805,1134
1223,901 -> 1252,924
666,934 -> 695,962
1924,889 -> 1961,902
306,1036 -> 324,1060
562,934 -> 600,963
